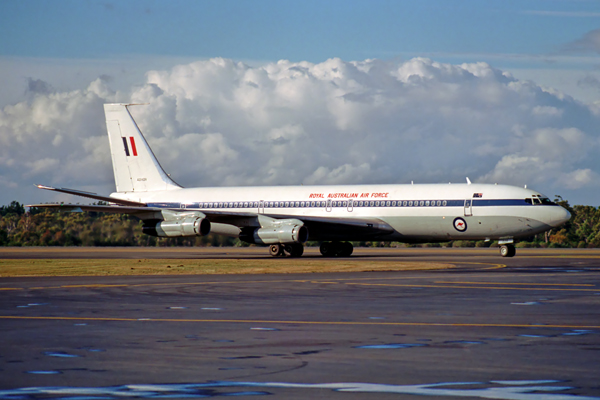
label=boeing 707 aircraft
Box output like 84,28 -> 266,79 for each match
29,104 -> 571,258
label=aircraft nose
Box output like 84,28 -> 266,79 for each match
549,206 -> 571,227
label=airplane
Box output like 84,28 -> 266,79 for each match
29,103 -> 571,258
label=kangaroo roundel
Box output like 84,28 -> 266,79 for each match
453,217 -> 467,232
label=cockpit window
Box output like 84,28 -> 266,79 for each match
525,197 -> 555,205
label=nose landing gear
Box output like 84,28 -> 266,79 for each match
499,244 -> 516,257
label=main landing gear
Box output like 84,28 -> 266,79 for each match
269,243 -> 304,257
499,244 -> 516,258
319,241 -> 353,257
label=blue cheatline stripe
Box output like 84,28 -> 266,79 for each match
145,199 -> 547,210
121,137 -> 130,157
473,199 -> 530,206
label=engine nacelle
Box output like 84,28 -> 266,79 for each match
241,219 -> 308,245
143,216 -> 211,237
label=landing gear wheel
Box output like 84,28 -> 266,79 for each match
320,241 -> 353,257
338,242 -> 353,257
320,242 -> 335,257
500,244 -> 516,258
269,244 -> 284,257
285,243 -> 304,257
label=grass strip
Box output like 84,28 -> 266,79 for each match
0,258 -> 453,277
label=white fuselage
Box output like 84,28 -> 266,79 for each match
111,182 -> 571,243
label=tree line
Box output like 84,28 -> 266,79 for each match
0,199 -> 598,248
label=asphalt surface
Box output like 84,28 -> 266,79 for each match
0,248 -> 599,399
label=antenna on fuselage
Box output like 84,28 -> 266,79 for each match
466,177 -> 472,185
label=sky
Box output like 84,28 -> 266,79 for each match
1,0 -> 600,207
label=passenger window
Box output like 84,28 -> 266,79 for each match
425,201 -> 430,206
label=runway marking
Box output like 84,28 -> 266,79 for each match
0,274 -> 470,291
528,255 -> 600,259
1,315 -> 599,330
61,284 -> 130,288
435,281 -> 596,287
0,272 -> 595,293
470,262 -> 507,270
345,283 -> 600,292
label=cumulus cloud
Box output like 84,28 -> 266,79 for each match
1,57 -> 599,206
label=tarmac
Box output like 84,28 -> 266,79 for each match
0,247 -> 599,399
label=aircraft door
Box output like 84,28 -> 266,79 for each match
326,199 -> 332,212
259,200 -> 264,214
347,199 -> 354,212
464,199 -> 472,217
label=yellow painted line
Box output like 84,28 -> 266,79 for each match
345,283 -> 600,292
0,277 -> 438,292
0,279 -> 301,292
61,284 -> 130,288
435,281 -> 595,287
1,315 -> 598,330
0,288 -> 22,291
527,255 -> 600,259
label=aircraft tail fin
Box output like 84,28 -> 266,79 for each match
104,104 -> 181,193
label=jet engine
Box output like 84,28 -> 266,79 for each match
240,219 -> 308,245
143,214 -> 211,237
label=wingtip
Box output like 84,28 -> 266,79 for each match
35,184 -> 54,190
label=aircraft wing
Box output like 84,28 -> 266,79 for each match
26,203 -> 158,214
28,202 -> 394,238
33,185 -> 147,207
